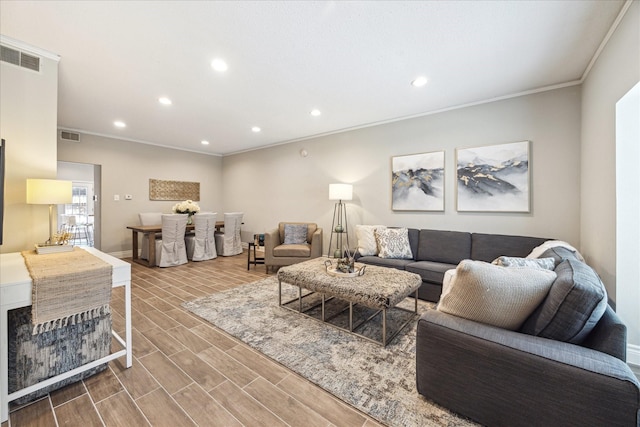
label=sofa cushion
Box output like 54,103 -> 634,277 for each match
416,230 -> 471,264
471,233 -> 549,262
492,256 -> 555,270
406,261 -> 457,284
520,259 -> 607,344
355,225 -> 386,256
375,228 -> 413,259
356,255 -> 414,270
284,224 -> 308,244
537,246 -> 581,267
437,260 -> 556,330
526,240 -> 584,262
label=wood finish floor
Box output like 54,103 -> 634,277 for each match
3,251 -> 383,427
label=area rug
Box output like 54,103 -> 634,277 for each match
183,277 -> 477,427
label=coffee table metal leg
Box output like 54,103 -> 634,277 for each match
278,280 -> 282,306
298,286 -> 302,312
382,309 -> 387,346
322,295 -> 325,322
349,302 -> 353,332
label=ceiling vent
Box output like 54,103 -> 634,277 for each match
60,130 -> 81,142
0,44 -> 41,72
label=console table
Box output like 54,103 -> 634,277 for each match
0,247 -> 132,422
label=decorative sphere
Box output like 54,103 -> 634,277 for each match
334,224 -> 344,233
333,248 -> 342,258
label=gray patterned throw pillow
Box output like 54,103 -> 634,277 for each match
375,228 -> 413,259
283,224 -> 308,244
492,256 -> 555,270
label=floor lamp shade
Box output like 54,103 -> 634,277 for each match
27,179 -> 73,244
329,183 -> 353,201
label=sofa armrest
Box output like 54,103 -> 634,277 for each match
582,305 -> 627,361
309,228 -> 323,258
416,309 -> 640,426
264,228 -> 281,265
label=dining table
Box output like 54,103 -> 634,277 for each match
127,221 -> 224,267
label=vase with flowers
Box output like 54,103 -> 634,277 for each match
172,199 -> 201,224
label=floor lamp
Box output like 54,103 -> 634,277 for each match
328,183 -> 352,258
27,179 -> 73,247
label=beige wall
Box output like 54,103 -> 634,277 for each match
581,1 -> 639,346
57,134 -> 223,254
223,86 -> 582,256
581,1 -> 639,300
0,48 -> 59,253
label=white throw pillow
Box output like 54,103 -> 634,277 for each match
437,260 -> 556,330
526,240 -> 584,262
355,225 -> 386,256
375,228 -> 413,259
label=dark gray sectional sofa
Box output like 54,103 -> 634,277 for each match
354,228 -> 548,302
415,245 -> 640,426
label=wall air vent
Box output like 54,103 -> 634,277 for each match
60,131 -> 81,142
0,44 -> 41,72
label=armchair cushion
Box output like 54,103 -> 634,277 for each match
273,243 -> 311,257
283,224 -> 308,244
278,222 -> 317,243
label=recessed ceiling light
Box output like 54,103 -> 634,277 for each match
211,58 -> 228,72
201,140 -> 210,145
310,109 -> 321,117
114,120 -> 126,128
158,97 -> 172,105
251,126 -> 261,133
411,76 -> 428,87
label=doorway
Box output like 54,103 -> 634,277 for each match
615,81 -> 640,361
57,161 -> 102,249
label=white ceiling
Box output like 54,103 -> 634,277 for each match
0,1 -> 626,156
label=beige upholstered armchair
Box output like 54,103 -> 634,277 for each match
264,222 -> 323,272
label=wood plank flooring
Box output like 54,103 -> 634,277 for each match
3,251 -> 382,427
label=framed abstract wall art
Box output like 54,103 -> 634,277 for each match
391,150 -> 445,211
456,141 -> 530,212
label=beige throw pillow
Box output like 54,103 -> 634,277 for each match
355,225 -> 386,256
437,260 -> 556,330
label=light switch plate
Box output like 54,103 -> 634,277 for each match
114,194 -> 120,201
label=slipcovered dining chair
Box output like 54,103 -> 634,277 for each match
138,212 -> 163,260
185,212 -> 218,261
154,214 -> 188,267
214,212 -> 244,256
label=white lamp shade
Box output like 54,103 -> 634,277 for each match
329,183 -> 353,201
27,179 -> 73,205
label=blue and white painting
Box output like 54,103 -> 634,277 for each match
456,141 -> 530,212
392,151 -> 444,211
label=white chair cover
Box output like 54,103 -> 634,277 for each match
154,214 -> 188,267
214,212 -> 243,256
139,212 -> 163,260
185,212 -> 217,261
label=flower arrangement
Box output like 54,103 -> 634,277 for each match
172,200 -> 201,215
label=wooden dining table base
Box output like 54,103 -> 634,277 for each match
127,221 -> 224,267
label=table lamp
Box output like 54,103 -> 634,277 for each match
328,183 -> 352,257
27,178 -> 73,246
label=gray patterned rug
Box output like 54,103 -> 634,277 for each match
183,277 -> 477,427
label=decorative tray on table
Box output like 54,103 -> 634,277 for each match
324,259 -> 366,277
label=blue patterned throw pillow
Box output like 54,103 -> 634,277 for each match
284,224 -> 308,245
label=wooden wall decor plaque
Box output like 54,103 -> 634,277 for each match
149,179 -> 200,201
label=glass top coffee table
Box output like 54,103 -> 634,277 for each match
277,257 -> 422,346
